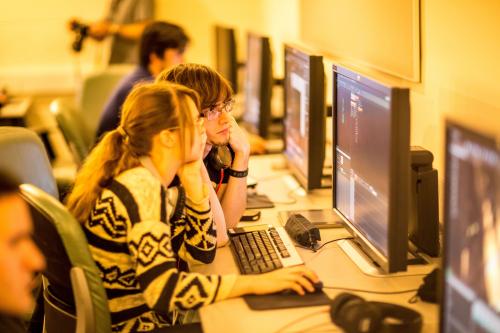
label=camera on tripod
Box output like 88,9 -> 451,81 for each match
69,20 -> 89,52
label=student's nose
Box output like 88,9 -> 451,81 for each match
24,240 -> 46,273
219,110 -> 231,124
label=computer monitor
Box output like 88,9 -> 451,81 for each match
243,33 -> 273,137
332,64 -> 410,273
215,25 -> 238,93
283,44 -> 326,191
441,122 -> 499,333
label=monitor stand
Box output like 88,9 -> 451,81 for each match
337,239 -> 437,277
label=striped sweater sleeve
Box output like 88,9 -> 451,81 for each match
127,200 -> 235,315
171,184 -> 218,265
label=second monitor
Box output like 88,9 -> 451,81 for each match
283,44 -> 327,191
215,25 -> 238,94
243,33 -> 273,138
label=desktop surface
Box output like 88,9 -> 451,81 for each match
191,154 -> 438,333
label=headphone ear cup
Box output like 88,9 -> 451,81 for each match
330,293 -> 364,327
343,302 -> 382,333
208,146 -> 232,171
330,293 -> 383,333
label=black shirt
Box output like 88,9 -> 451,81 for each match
0,314 -> 26,333
96,66 -> 153,140
169,146 -> 234,188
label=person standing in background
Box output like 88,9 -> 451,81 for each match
70,0 -> 155,64
0,172 -> 46,333
96,21 -> 189,140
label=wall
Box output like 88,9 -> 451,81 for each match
156,0 -> 300,78
412,0 -> 500,181
300,0 -> 420,82
0,0 -> 300,93
300,0 -> 500,215
0,0 -> 108,94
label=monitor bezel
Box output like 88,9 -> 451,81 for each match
440,120 -> 498,332
244,32 -> 273,138
283,43 -> 326,191
215,25 -> 238,94
332,64 -> 410,273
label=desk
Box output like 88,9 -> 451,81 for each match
0,97 -> 31,126
194,154 -> 439,333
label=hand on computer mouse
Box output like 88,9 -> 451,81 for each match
235,265 -> 319,296
281,278 -> 323,295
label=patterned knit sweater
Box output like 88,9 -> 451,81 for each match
83,167 -> 236,332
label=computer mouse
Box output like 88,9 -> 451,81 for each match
280,280 -> 324,295
311,280 -> 324,293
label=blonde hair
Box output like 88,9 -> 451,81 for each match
66,82 -> 200,223
156,63 -> 233,109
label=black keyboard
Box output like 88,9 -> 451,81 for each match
230,227 -> 297,275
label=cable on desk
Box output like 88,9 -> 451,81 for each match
305,242 -> 431,279
273,309 -> 329,333
315,237 -> 353,252
295,237 -> 354,253
323,286 -> 419,295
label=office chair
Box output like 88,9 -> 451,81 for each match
0,126 -> 58,198
77,64 -> 133,143
20,184 -> 111,333
21,184 -> 204,333
50,99 -> 91,165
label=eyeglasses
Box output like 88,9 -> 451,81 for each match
201,99 -> 235,121
166,117 -> 204,132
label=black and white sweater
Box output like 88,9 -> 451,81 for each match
84,167 -> 236,332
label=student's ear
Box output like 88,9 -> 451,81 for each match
158,129 -> 176,148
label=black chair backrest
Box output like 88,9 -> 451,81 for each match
20,184 -> 111,333
28,202 -> 75,306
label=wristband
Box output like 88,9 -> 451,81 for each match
228,168 -> 248,178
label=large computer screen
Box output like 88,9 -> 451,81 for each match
284,44 -> 325,191
215,26 -> 238,93
333,64 -> 410,273
243,33 -> 272,137
442,123 -> 499,333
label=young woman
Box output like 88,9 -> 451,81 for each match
66,82 -> 318,332
157,64 -> 248,245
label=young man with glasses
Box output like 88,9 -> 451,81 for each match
158,64 -> 250,245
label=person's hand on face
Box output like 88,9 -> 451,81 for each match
177,123 -> 207,181
228,115 -> 250,156
88,21 -> 111,41
193,130 -> 207,162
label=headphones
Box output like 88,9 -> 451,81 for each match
329,293 -> 422,333
207,145 -> 232,171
